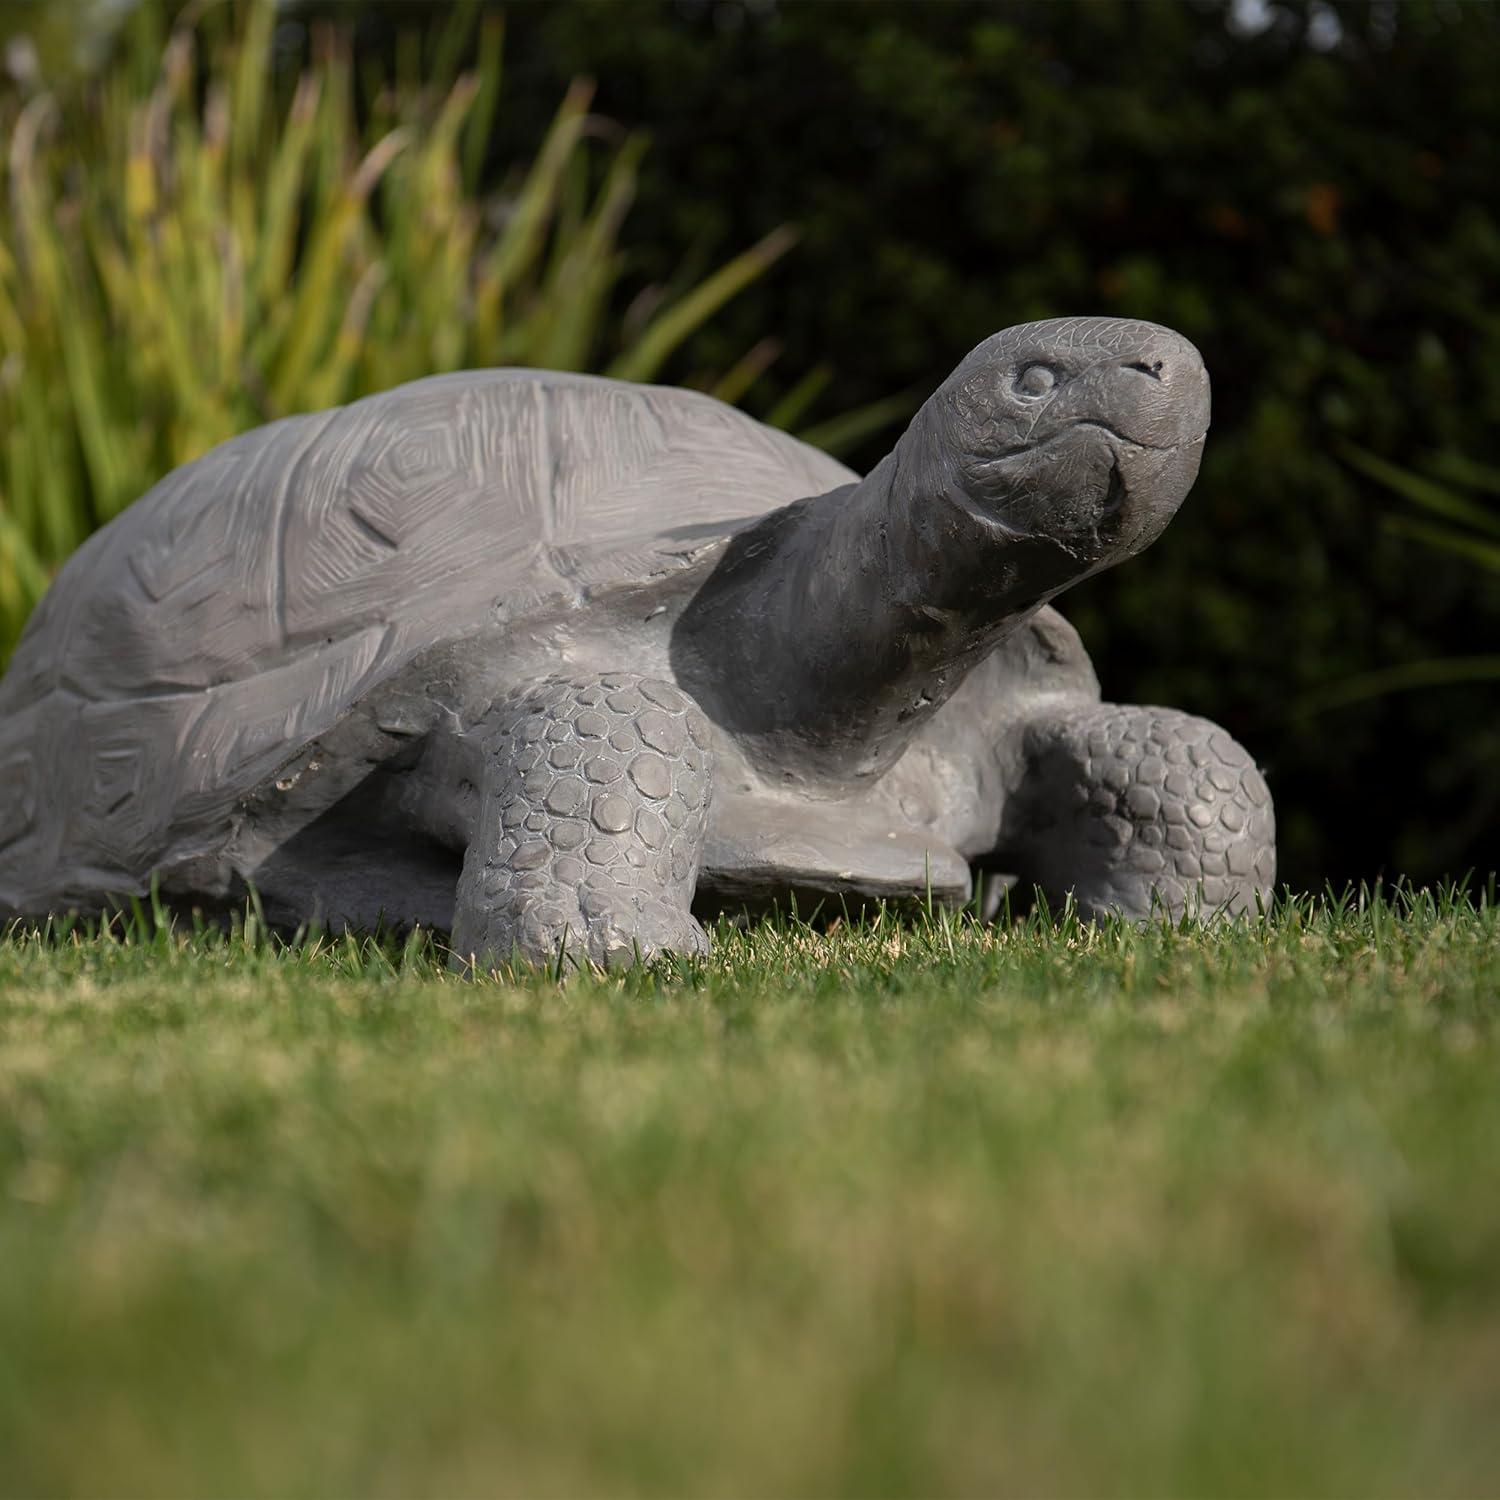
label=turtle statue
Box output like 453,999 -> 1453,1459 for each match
0,317 -> 1275,967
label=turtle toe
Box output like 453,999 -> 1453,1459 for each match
585,888 -> 709,969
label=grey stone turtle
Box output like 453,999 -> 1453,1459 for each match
0,317 -> 1275,967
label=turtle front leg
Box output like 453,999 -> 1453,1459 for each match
997,704 -> 1276,922
450,674 -> 713,972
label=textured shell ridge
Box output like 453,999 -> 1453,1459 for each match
0,369 -> 855,914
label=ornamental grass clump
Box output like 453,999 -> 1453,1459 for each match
0,1 -> 795,663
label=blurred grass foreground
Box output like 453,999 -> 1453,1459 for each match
0,1 -> 796,660
1,888 -> 1498,1496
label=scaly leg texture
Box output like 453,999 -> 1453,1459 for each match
450,674 -> 713,971
1003,703 -> 1275,921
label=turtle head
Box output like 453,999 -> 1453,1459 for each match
900,317 -> 1210,574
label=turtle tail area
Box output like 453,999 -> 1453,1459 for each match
0,690 -> 163,923
0,706 -> 45,920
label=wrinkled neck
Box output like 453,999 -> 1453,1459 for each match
670,429 -> 1074,791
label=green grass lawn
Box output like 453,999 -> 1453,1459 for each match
1,890 -> 1497,1498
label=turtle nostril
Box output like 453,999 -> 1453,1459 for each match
1124,359 -> 1165,380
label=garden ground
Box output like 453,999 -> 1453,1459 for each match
1,888 -> 1497,1497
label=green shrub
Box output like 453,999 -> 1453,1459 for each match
0,0 -> 795,660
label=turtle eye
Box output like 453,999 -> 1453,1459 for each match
1014,363 -> 1059,398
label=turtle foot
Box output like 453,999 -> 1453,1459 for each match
449,671 -> 714,974
497,888 -> 708,972
1004,703 -> 1276,923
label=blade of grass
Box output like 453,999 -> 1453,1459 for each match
266,127 -> 410,412
606,225 -> 798,384
710,337 -> 782,406
765,362 -> 832,431
795,390 -> 917,459
1383,515 -> 1500,572
1291,654 -> 1500,714
482,78 -> 594,298
1342,441 -> 1500,539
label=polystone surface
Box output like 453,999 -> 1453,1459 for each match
0,316 -> 1275,966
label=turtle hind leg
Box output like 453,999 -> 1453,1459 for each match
450,673 -> 713,972
997,704 -> 1276,923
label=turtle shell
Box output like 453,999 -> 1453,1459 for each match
0,371 -> 853,914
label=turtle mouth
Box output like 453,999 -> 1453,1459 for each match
968,418 -> 1192,471
1068,418 -> 1199,455
949,421 -> 1188,555
960,421 -> 1148,521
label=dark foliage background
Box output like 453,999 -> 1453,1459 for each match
26,0 -> 1500,890
304,0 -> 1500,891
